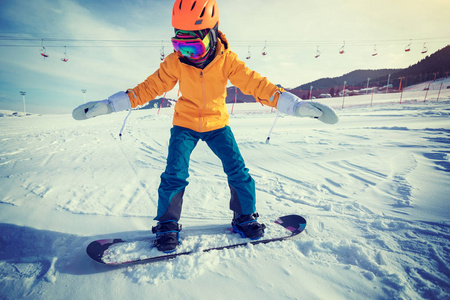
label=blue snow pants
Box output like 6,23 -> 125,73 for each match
155,125 -> 256,222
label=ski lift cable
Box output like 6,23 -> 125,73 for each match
1,35 -> 449,46
1,36 -> 449,52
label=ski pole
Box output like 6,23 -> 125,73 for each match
266,110 -> 280,144
119,109 -> 132,140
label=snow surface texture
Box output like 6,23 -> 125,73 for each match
100,219 -> 292,265
1,80 -> 450,299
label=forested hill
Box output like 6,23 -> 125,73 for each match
295,45 -> 450,90
295,69 -> 400,90
360,45 -> 450,88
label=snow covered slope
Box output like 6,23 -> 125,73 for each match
1,95 -> 449,299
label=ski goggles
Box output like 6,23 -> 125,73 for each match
171,33 -> 210,59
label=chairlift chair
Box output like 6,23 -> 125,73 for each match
61,46 -> 68,62
372,44 -> 378,56
40,50 -> 49,58
339,41 -> 345,54
246,46 -> 251,60
315,45 -> 320,58
421,42 -> 428,54
405,39 -> 412,52
40,39 -> 49,58
262,41 -> 267,56
160,41 -> 165,61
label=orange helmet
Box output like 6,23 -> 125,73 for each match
172,0 -> 219,31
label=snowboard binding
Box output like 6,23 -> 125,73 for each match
152,221 -> 182,253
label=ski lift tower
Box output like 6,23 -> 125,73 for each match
20,91 -> 26,114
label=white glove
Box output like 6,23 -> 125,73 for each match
276,91 -> 339,124
72,91 -> 131,120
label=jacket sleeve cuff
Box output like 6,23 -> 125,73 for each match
108,91 -> 131,112
276,91 -> 301,116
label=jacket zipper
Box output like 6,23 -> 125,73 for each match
199,71 -> 206,132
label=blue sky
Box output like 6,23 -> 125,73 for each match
1,0 -> 449,114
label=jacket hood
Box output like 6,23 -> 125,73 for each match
217,30 -> 229,50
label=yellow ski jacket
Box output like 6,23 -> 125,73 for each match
127,31 -> 283,132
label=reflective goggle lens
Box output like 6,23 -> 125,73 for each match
171,34 -> 210,59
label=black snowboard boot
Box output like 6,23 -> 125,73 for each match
232,212 -> 266,240
152,221 -> 182,253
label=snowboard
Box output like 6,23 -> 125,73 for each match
86,214 -> 306,266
